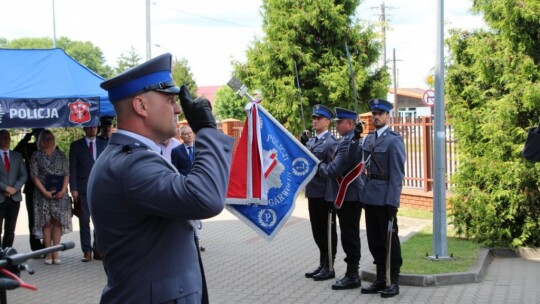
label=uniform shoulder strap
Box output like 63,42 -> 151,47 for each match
121,143 -> 148,154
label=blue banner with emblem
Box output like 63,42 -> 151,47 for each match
0,97 -> 100,128
226,103 -> 319,240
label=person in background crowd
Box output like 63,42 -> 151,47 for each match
0,130 -> 27,249
360,99 -> 406,298
171,125 -> 195,176
14,128 -> 46,251
30,129 -> 72,265
97,116 -> 114,142
171,125 -> 203,250
159,135 -> 182,162
317,107 -> 364,291
523,121 -> 540,162
69,126 -> 107,262
300,105 -> 338,282
89,53 -> 234,304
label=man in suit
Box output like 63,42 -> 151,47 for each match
69,126 -> 107,262
523,121 -> 540,162
300,105 -> 338,281
97,116 -> 114,142
88,53 -> 233,304
171,125 -> 195,175
360,99 -> 405,298
14,128 -> 44,251
318,108 -> 364,290
0,130 -> 28,249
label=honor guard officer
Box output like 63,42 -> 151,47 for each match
88,53 -> 234,304
300,105 -> 338,281
318,107 -> 364,290
360,98 -> 406,298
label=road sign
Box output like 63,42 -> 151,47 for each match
423,89 -> 435,107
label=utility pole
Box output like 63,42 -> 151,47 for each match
52,0 -> 57,48
379,2 -> 388,68
431,0 -> 449,260
146,0 -> 151,60
371,2 -> 392,68
392,48 -> 398,117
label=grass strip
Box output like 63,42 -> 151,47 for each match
401,224 -> 481,274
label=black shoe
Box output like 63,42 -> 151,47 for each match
313,267 -> 335,281
305,266 -> 323,278
331,275 -> 361,290
361,280 -> 386,294
93,251 -> 103,260
380,283 -> 399,298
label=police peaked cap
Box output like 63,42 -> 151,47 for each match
369,98 -> 393,113
312,104 -> 334,119
333,107 -> 357,121
100,53 -> 180,102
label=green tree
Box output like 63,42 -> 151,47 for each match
5,36 -> 114,78
213,86 -> 248,121
172,58 -> 197,98
115,46 -> 142,74
446,0 -> 540,247
232,0 -> 389,134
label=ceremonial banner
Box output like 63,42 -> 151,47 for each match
0,97 -> 100,128
226,101 -> 319,240
226,102 -> 267,205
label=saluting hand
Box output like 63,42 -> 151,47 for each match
178,85 -> 216,133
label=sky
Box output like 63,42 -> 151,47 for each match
0,0 -> 486,89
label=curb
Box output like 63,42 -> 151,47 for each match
361,248 -> 494,286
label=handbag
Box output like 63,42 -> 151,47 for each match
71,197 -> 82,218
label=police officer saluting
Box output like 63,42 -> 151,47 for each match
300,105 -> 338,281
360,99 -> 406,298
89,53 -> 234,304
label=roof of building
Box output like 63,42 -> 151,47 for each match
197,85 -> 221,105
388,87 -> 425,99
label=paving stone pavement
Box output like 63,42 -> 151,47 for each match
4,197 -> 540,304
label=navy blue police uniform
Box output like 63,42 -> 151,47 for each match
360,98 -> 405,298
302,105 -> 338,281
317,107 -> 364,290
88,53 -> 234,304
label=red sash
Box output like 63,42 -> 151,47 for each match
334,161 -> 364,209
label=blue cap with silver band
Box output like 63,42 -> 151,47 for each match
101,53 -> 180,102
333,107 -> 357,121
312,104 -> 334,119
369,98 -> 393,113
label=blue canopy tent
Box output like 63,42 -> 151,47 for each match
0,48 -> 115,128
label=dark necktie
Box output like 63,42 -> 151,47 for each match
89,141 -> 94,159
3,152 -> 9,173
187,146 -> 193,161
375,132 -> 379,140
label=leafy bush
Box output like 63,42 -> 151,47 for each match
446,26 -> 540,247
